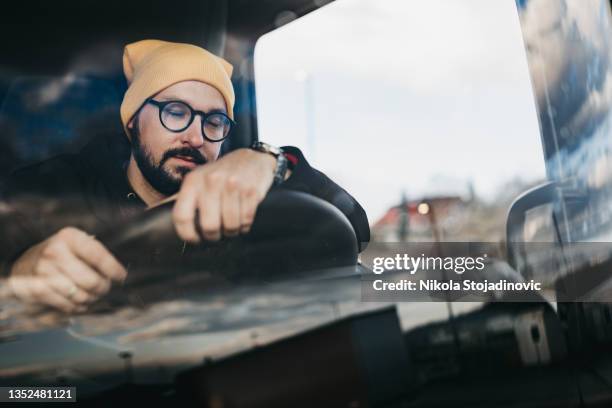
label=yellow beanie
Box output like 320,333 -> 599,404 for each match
119,39 -> 235,138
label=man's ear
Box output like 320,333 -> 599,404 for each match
126,111 -> 141,140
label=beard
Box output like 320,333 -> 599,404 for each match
131,131 -> 207,196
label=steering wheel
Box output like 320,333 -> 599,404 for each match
96,190 -> 359,285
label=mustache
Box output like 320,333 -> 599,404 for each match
161,147 -> 207,166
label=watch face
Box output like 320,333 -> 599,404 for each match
257,142 -> 282,156
268,145 -> 282,156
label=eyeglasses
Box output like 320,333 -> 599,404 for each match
146,99 -> 235,142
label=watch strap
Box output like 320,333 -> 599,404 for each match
250,141 -> 288,186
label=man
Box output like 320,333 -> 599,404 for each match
0,40 -> 369,313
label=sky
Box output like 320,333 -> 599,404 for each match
255,0 -> 547,223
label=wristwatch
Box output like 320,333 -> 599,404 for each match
250,141 -> 288,186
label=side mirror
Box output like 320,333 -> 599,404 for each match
505,181 -> 558,278
506,180 -> 612,301
507,183 -> 612,352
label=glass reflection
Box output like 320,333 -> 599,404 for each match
516,0 -> 612,299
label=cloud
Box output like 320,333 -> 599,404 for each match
118,317 -> 195,343
519,0 -> 612,146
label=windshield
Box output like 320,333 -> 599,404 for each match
1,0 -> 612,406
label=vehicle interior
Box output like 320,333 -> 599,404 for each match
1,0 -> 612,407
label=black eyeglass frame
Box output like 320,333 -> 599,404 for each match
146,98 -> 236,143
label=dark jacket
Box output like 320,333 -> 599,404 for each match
0,134 -> 369,276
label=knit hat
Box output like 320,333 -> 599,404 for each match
120,39 -> 235,138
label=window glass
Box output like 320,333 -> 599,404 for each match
255,0 -> 546,242
517,0 -> 612,242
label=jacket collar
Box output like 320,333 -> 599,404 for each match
78,133 -> 147,217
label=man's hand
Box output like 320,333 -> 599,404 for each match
7,227 -> 127,313
172,148 -> 277,243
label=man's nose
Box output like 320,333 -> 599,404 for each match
179,116 -> 205,148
